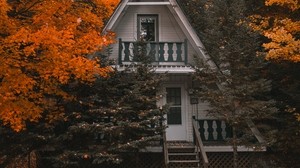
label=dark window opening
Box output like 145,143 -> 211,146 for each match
166,88 -> 182,125
138,15 -> 158,41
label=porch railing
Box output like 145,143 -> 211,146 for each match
196,119 -> 233,142
118,38 -> 188,65
192,118 -> 209,168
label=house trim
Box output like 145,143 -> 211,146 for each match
103,0 -> 130,32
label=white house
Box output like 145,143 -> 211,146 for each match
103,0 -> 265,167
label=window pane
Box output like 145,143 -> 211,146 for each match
167,107 -> 182,124
166,88 -> 181,105
138,15 -> 157,41
166,88 -> 182,125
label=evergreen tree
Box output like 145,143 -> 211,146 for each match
180,0 -> 277,167
37,41 -> 166,167
0,41 -> 166,167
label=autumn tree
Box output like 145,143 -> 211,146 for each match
249,0 -> 300,123
0,0 -> 119,131
180,0 -> 277,167
250,0 -> 300,62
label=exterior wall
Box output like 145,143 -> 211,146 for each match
191,101 -> 211,119
108,5 -> 197,65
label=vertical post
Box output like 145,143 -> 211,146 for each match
184,39 -> 188,65
192,116 -> 196,144
118,38 -> 123,64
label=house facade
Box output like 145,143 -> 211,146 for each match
103,0 -> 265,167
104,0 -> 215,142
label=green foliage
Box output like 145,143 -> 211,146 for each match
43,68 -> 165,167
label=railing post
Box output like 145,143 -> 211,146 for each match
184,39 -> 188,65
192,116 -> 196,144
118,38 -> 123,64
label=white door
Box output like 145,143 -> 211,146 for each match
165,87 -> 187,141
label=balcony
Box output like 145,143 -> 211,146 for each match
118,39 -> 188,65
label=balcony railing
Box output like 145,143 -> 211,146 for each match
118,38 -> 188,65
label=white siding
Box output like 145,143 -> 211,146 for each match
108,5 -> 197,64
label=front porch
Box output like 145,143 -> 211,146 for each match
160,117 -> 266,168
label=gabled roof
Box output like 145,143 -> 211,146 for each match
103,0 -> 217,70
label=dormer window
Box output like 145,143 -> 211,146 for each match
137,15 -> 158,41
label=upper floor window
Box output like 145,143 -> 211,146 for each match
137,15 -> 158,41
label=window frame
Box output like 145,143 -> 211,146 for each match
137,14 -> 159,42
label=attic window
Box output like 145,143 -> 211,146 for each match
137,15 -> 158,41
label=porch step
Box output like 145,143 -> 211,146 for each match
169,153 -> 198,156
169,160 -> 200,163
167,141 -> 200,168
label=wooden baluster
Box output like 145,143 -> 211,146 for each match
159,42 -> 165,62
176,42 -> 182,62
221,121 -> 227,140
216,120 -> 223,141
129,42 -> 134,61
198,120 -> 206,141
124,42 -> 130,62
212,120 -> 218,140
203,121 -> 209,140
172,44 -> 176,61
207,120 -> 214,141
118,38 -> 123,64
150,42 -> 157,62
167,43 -> 174,62
164,43 -> 168,61
225,123 -> 233,138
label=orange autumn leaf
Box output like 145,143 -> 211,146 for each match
0,0 -> 120,131
249,0 -> 300,62
265,0 -> 300,11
